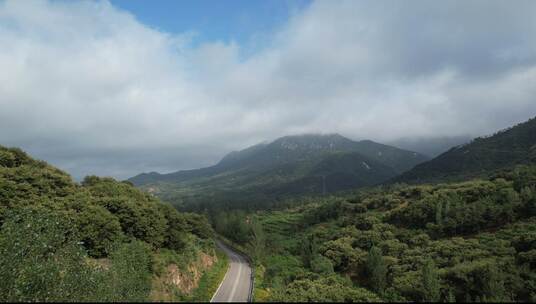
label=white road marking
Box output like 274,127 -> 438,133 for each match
211,241 -> 251,303
210,255 -> 232,303
228,255 -> 243,302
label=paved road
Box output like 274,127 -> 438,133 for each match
211,241 -> 252,303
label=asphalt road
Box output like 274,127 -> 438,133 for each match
211,241 -> 252,303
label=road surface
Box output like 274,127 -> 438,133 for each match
211,241 -> 253,303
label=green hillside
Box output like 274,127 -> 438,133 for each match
0,146 -> 216,302
214,165 -> 536,302
129,134 -> 428,211
396,116 -> 536,183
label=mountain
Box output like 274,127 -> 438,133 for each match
396,116 -> 536,183
129,134 -> 428,210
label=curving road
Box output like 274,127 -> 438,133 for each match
211,241 -> 253,303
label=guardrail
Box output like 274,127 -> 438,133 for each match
216,238 -> 255,302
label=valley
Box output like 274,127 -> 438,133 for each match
151,116 -> 536,302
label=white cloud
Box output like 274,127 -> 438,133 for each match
1,0 -> 536,179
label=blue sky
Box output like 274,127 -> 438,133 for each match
111,0 -> 310,48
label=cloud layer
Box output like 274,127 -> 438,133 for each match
1,0 -> 536,179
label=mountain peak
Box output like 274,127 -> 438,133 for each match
270,133 -> 352,151
273,133 -> 345,142
129,132 -> 429,203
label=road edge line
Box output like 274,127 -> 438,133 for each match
210,241 -> 232,303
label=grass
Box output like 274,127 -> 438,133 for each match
184,248 -> 229,302
253,264 -> 270,301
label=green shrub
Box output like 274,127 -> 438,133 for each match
273,275 -> 381,302
311,255 -> 334,274
101,241 -> 153,302
0,208 -> 100,302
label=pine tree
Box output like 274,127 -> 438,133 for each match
421,259 -> 440,302
521,186 -> 536,216
435,202 -> 443,225
248,218 -> 266,263
483,264 -> 509,302
366,246 -> 387,294
301,233 -> 318,268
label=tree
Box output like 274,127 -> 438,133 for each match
521,186 -> 536,216
366,246 -> 387,294
75,204 -> 124,257
310,255 -> 334,274
421,259 -> 440,302
248,218 -> 266,263
212,211 -> 228,235
435,201 -> 443,226
183,212 -> 214,239
301,233 -> 318,268
482,264 -> 509,302
158,203 -> 189,250
220,211 -> 249,243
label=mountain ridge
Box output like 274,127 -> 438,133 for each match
395,116 -> 536,183
129,133 -> 429,210
130,133 -> 428,184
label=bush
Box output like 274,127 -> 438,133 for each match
273,275 -> 381,302
102,241 -> 153,302
0,208 -> 100,302
74,204 -> 124,257
311,255 -> 334,274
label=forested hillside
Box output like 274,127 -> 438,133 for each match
396,116 -> 536,183
0,146 -> 219,302
213,165 -> 536,302
130,134 -> 428,211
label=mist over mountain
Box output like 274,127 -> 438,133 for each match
387,135 -> 473,158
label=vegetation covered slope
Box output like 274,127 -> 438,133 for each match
0,146 -> 215,302
396,116 -> 536,183
213,165 -> 536,302
129,134 -> 428,211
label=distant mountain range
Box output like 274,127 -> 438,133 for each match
395,116 -> 536,183
129,134 -> 429,210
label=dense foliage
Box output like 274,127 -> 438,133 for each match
0,146 -> 214,301
0,208 -> 153,302
213,165 -> 536,302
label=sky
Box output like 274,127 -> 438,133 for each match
110,0 -> 310,50
1,0 -> 536,180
